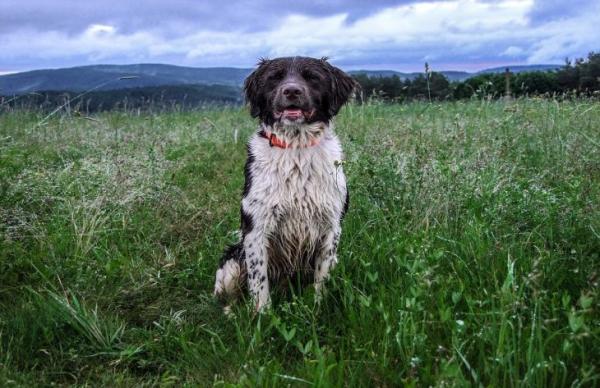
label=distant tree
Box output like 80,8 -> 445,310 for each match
353,73 -> 406,102
458,73 -> 504,98
555,52 -> 600,94
406,73 -> 444,100
513,72 -> 559,95
451,80 -> 475,99
557,58 -> 580,92
578,52 -> 600,91
428,72 -> 452,100
349,53 -> 600,104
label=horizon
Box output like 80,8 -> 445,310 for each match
1,0 -> 598,74
0,61 -> 566,77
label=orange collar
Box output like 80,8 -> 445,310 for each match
259,129 -> 320,149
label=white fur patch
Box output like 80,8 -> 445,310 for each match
213,259 -> 242,297
243,122 -> 347,309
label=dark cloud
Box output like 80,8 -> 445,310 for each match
0,0 -> 419,35
0,0 -> 597,73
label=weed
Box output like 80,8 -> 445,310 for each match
1,100 -> 599,386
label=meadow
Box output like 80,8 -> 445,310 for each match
0,99 -> 598,386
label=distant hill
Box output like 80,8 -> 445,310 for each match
349,70 -> 471,81
476,64 -> 562,75
348,70 -> 408,78
0,64 -> 252,95
0,63 -> 564,96
350,64 -> 562,82
3,84 -> 243,112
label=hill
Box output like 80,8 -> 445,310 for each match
476,64 -> 562,74
0,64 -> 252,95
4,84 -> 243,112
349,70 -> 472,81
1,63 -> 563,95
350,64 -> 562,82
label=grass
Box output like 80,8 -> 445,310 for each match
0,99 -> 599,386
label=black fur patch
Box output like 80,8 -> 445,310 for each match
219,241 -> 245,267
243,56 -> 358,126
242,147 -> 255,198
341,189 -> 350,220
241,209 -> 253,237
240,143 -> 255,238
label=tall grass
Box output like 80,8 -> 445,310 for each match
0,99 -> 598,386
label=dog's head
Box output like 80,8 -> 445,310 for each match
244,56 -> 357,127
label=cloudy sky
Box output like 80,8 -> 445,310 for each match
1,0 -> 598,74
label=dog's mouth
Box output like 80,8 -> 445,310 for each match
274,107 -> 315,122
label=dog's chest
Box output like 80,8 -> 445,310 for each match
272,150 -> 338,220
245,134 -> 346,231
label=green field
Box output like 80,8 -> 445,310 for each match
1,100 -> 599,386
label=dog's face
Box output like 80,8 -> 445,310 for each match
244,56 -> 357,126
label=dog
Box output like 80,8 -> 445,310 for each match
213,56 -> 357,312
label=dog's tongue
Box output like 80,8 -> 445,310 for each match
283,109 -> 303,119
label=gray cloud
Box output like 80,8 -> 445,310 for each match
0,0 -> 598,73
0,0 -> 412,35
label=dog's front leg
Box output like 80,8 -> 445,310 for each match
244,230 -> 270,311
314,225 -> 341,300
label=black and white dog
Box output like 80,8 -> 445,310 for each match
214,56 -> 356,312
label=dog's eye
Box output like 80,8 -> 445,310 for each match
267,70 -> 285,81
302,71 -> 321,81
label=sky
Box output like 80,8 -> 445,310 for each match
1,0 -> 598,74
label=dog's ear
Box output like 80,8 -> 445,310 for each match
244,59 -> 270,118
327,63 -> 358,116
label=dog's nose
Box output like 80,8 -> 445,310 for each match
282,85 -> 303,99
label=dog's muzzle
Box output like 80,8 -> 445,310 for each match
274,81 -> 314,122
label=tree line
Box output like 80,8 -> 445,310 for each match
354,52 -> 600,102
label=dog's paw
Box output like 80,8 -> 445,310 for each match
214,259 -> 242,299
223,305 -> 234,317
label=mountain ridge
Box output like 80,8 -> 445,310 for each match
349,64 -> 562,81
0,63 -> 563,95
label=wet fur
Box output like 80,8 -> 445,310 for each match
213,57 -> 356,311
